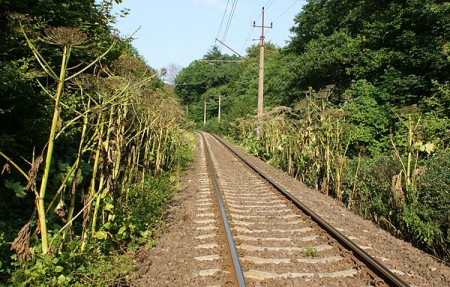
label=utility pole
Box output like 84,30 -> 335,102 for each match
253,7 -> 272,119
218,94 -> 221,123
203,95 -> 207,126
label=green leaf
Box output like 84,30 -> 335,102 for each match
4,180 -> 27,198
55,265 -> 64,273
57,274 -> 67,284
94,231 -> 108,240
117,226 -> 127,235
104,203 -> 114,211
43,254 -> 53,265
424,143 -> 436,154
415,141 -> 436,154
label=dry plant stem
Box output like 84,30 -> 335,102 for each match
45,160 -> 77,214
48,188 -> 99,252
0,151 -> 31,186
81,112 -> 104,251
141,139 -> 150,190
63,97 -> 92,242
20,25 -> 113,255
350,152 -> 362,208
390,115 -> 421,204
91,105 -> 114,237
124,147 -> 135,204
111,105 -> 124,193
37,44 -> 70,254
333,119 -> 350,201
20,24 -> 58,80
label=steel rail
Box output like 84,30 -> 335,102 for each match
211,133 -> 410,287
201,133 -> 246,287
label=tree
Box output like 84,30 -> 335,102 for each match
174,47 -> 240,122
164,63 -> 183,86
287,0 -> 450,109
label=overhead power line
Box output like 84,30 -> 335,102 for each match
265,0 -> 276,10
239,25 -> 256,55
221,0 -> 239,43
272,0 -> 302,23
265,0 -> 303,40
216,0 -> 231,43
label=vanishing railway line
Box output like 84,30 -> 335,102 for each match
194,132 -> 410,287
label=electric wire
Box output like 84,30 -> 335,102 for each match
234,0 -> 305,55
240,0 -> 275,54
265,0 -> 276,10
265,0 -> 303,39
221,0 -> 238,43
239,25 -> 256,55
239,7 -> 263,54
272,0 -> 302,23
216,0 -> 231,47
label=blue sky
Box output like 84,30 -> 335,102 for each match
113,0 -> 306,70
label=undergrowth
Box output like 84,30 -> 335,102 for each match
1,134 -> 194,286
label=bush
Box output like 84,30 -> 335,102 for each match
8,244 -> 132,287
3,167 -> 191,286
413,150 -> 450,260
107,174 -> 175,249
343,155 -> 402,233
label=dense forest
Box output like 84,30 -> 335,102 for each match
175,0 -> 450,262
0,0 -> 189,285
1,0 -> 449,285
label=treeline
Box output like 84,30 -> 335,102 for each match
0,1 -> 188,285
175,0 -> 449,261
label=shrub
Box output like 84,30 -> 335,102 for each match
343,155 -> 402,233
8,245 -> 132,287
413,150 -> 450,260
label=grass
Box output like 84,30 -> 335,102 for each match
302,247 -> 319,257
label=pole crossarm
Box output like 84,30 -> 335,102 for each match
253,7 -> 273,43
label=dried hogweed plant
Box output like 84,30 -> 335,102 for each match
43,26 -> 88,47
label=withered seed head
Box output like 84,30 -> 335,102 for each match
44,26 -> 88,47
8,12 -> 28,22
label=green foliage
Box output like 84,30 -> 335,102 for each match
203,119 -> 229,135
4,180 -> 27,198
343,155 -> 400,224
288,0 -> 450,109
229,95 -> 450,261
0,0 -> 192,284
0,232 -> 5,277
175,46 -> 240,110
224,59 -> 258,119
343,80 -> 391,155
105,174 -> 175,248
175,43 -> 294,123
264,49 -> 300,106
290,31 -> 360,92
414,150 -> 450,260
302,247 -> 319,258
8,246 -> 132,287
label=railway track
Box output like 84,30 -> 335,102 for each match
196,132 -> 410,287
